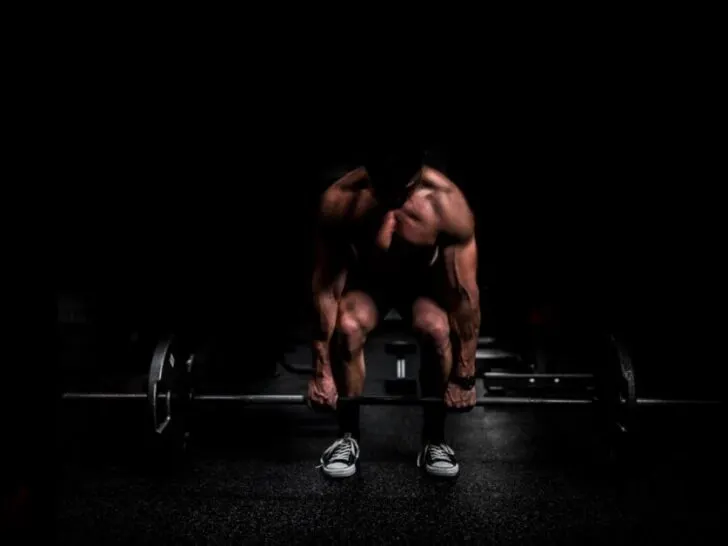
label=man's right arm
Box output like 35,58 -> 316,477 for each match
311,197 -> 347,378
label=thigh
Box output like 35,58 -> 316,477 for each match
342,266 -> 390,328
404,258 -> 452,328
411,297 -> 450,337
330,289 -> 379,387
412,296 -> 451,388
415,256 -> 455,312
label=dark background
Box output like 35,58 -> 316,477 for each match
2,24 -> 720,540
43,108 -> 721,541
54,104 -> 719,392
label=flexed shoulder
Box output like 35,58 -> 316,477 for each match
421,167 -> 475,244
318,167 -> 374,227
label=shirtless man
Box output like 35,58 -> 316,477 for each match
309,148 -> 480,478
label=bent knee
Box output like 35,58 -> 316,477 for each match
336,303 -> 376,352
336,311 -> 364,339
337,296 -> 376,333
413,314 -> 451,348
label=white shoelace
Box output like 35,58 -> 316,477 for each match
318,435 -> 360,468
428,444 -> 454,464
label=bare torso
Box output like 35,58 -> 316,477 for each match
321,165 -> 473,277
311,164 -> 480,415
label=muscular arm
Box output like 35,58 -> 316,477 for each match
311,194 -> 347,377
437,188 -> 481,378
443,237 -> 480,377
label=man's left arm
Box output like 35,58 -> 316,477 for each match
443,236 -> 480,378
437,190 -> 481,380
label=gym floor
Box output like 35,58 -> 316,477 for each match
56,335 -> 724,545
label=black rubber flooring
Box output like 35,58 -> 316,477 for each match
56,337 -> 725,545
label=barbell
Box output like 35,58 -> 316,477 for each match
60,333 -> 721,458
61,392 -> 721,406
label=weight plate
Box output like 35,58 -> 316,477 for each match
148,335 -> 195,452
593,333 -> 637,461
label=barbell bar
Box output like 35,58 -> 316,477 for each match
489,372 -> 593,379
198,394 -> 594,405
60,392 -> 721,406
59,372 -> 596,402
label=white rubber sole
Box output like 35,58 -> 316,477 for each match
417,452 -> 460,477
423,463 -> 460,477
321,464 -> 357,478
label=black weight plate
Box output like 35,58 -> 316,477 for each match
593,333 -> 637,462
148,335 -> 195,453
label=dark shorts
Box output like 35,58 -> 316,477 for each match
344,246 -> 448,322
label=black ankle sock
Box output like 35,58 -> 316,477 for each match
337,403 -> 360,441
422,405 -> 446,445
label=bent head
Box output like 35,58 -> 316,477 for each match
364,146 -> 424,204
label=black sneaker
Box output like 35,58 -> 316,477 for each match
417,442 -> 459,477
318,433 -> 360,478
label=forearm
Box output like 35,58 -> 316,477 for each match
442,236 -> 480,378
312,290 -> 338,377
449,301 -> 481,377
